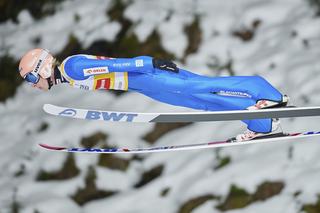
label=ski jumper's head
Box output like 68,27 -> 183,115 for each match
18,48 -> 55,91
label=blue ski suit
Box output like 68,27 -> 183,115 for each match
58,55 -> 283,133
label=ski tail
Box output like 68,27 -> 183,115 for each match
39,144 -> 67,151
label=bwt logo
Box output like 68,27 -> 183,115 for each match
59,109 -> 77,117
58,109 -> 138,122
85,111 -> 138,122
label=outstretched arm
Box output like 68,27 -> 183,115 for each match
63,55 -> 179,81
83,56 -> 154,73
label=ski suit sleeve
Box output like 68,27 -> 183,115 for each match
63,55 -> 154,81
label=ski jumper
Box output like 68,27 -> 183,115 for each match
58,55 -> 283,133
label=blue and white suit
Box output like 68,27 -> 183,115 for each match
58,54 -> 284,133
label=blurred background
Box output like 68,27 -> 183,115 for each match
1,0 -> 320,212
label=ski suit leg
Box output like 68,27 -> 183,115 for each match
140,90 -> 272,133
183,75 -> 282,133
192,93 -> 273,133
140,91 -> 208,111
129,70 -> 283,133
182,75 -> 283,102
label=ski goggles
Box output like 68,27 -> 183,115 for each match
23,50 -> 49,84
24,71 -> 40,84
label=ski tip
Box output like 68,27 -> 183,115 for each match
43,104 -> 54,112
39,143 -> 67,151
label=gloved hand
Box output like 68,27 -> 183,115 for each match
152,58 -> 179,73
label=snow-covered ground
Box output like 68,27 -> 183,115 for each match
1,0 -> 320,212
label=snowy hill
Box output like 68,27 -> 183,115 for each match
1,0 -> 320,212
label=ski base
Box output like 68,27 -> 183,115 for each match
39,131 -> 320,154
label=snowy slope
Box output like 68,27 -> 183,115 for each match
1,0 -> 320,213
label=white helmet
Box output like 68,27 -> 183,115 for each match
19,48 -> 54,84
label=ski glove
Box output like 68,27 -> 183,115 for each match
152,58 -> 179,73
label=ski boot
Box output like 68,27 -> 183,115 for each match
229,119 -> 286,142
228,95 -> 290,142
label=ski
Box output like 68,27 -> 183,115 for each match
39,131 -> 320,154
43,104 -> 320,123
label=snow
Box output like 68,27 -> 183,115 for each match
1,0 -> 320,212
